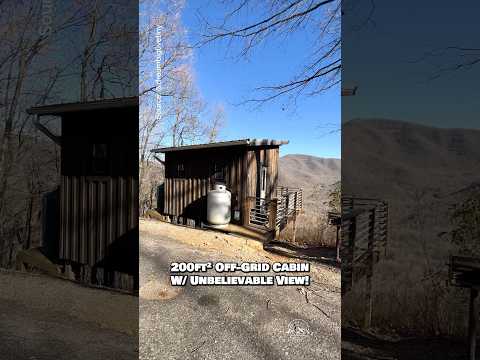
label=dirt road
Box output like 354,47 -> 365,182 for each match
140,220 -> 340,360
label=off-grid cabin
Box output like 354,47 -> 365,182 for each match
152,139 -> 302,237
27,97 -> 138,292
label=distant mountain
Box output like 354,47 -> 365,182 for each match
278,154 -> 340,190
343,118 -> 480,199
278,154 -> 340,212
341,119 -> 480,334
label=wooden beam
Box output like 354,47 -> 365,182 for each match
364,208 -> 376,329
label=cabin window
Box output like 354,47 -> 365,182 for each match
91,143 -> 108,174
177,163 -> 185,178
213,162 -> 225,182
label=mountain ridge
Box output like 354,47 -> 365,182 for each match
278,154 -> 340,190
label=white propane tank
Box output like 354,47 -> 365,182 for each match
207,183 -> 231,226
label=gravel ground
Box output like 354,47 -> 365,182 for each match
0,261 -> 138,359
0,279 -> 138,360
139,220 -> 341,360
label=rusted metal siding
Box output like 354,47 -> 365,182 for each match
59,175 -> 138,266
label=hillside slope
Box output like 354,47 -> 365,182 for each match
343,118 -> 480,198
342,118 -> 480,335
277,154 -> 340,247
278,154 -> 340,190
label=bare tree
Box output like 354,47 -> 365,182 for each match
139,0 -> 192,214
196,0 -> 341,103
0,1 -> 137,265
139,1 -> 227,215
168,65 -> 206,147
60,0 -> 139,101
411,46 -> 480,81
0,2 -> 68,238
207,104 -> 226,143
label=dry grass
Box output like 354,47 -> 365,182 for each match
343,196 -> 473,338
282,213 -> 337,248
280,184 -> 338,248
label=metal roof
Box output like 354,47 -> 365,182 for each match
151,139 -> 289,153
27,96 -> 138,116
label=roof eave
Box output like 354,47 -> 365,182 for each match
26,96 -> 138,116
151,138 -> 289,153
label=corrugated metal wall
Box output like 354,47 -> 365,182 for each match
59,175 -> 138,266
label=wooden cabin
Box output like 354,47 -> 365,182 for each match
27,97 -> 139,292
152,139 -> 302,237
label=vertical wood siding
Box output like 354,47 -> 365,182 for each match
163,146 -> 280,225
59,175 -> 138,268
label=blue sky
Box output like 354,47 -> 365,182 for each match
181,2 -> 340,158
343,0 -> 480,129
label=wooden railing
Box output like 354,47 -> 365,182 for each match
275,187 -> 303,230
276,186 -> 303,212
449,256 -> 480,359
341,197 -> 388,293
247,187 -> 303,231
341,196 -> 388,328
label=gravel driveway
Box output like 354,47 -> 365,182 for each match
140,222 -> 340,360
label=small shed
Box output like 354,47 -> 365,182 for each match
27,97 -> 138,292
152,139 -> 302,236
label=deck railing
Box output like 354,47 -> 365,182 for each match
247,187 -> 303,231
275,187 -> 303,230
341,196 -> 388,328
248,198 -> 272,227
341,197 -> 388,293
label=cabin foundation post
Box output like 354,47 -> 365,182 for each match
291,214 -> 297,243
274,228 -> 280,240
364,208 -> 375,329
335,225 -> 341,263
469,287 -> 478,360
243,198 -> 252,227
269,200 -> 279,239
